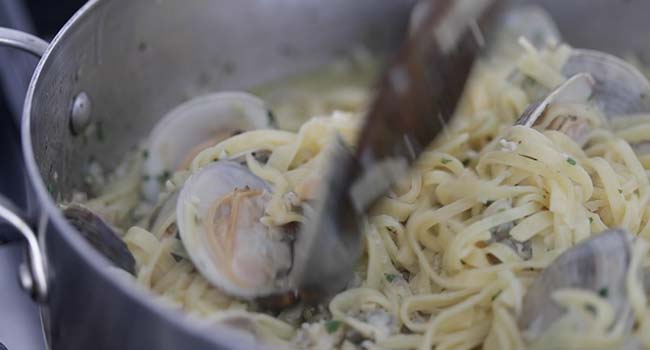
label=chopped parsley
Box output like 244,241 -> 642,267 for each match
143,149 -> 149,159
566,157 -> 576,166
47,183 -> 55,195
589,217 -> 594,224
267,110 -> 277,126
157,170 -> 171,185
585,304 -> 596,314
462,158 -> 471,167
441,158 -> 452,165
598,287 -> 609,298
618,189 -> 623,194
491,291 -> 502,301
385,273 -> 397,282
325,320 -> 342,333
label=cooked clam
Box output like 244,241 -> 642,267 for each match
505,6 -> 650,129
563,49 -> 650,118
516,51 -> 650,145
176,160 -> 293,298
63,204 -> 136,274
143,92 -> 273,202
519,229 -> 635,342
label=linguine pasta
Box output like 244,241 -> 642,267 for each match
80,40 -> 650,350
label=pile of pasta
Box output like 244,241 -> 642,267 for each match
89,40 -> 650,350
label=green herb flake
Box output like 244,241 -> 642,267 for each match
157,170 -> 171,185
618,189 -> 623,194
598,287 -> 608,298
267,110 -> 277,126
585,304 -> 596,314
47,183 -> 55,195
325,320 -> 342,333
491,291 -> 502,301
566,157 -> 576,166
385,273 -> 397,282
441,158 -> 452,165
143,149 -> 149,159
589,217 -> 594,224
462,159 -> 471,167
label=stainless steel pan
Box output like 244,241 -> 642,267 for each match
0,0 -> 648,348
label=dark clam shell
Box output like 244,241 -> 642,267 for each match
63,204 -> 136,275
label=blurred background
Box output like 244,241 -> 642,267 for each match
0,2 -> 85,349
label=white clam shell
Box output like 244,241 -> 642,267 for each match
562,49 -> 650,118
519,229 -> 635,342
176,161 -> 291,298
143,92 -> 272,202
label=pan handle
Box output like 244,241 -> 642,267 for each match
0,27 -> 49,56
0,196 -> 47,302
0,27 -> 49,302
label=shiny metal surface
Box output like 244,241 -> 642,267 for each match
2,0 -> 650,349
69,91 -> 92,135
29,0 -> 415,197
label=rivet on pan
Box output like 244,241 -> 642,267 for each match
69,92 -> 92,135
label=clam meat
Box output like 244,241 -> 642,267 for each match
176,160 -> 293,299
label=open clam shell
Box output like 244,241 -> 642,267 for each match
176,161 -> 293,299
143,92 -> 273,202
519,229 -> 635,341
563,49 -> 650,119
